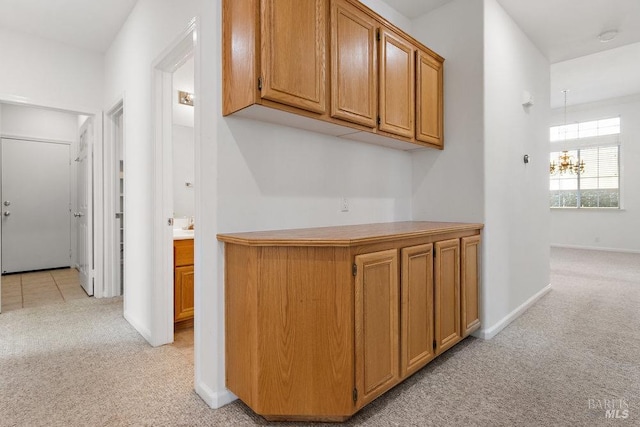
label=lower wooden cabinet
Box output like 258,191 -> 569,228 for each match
218,222 -> 482,421
173,239 -> 194,325
354,249 -> 400,408
400,243 -> 434,377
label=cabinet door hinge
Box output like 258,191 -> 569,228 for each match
377,116 -> 381,125
352,263 -> 357,276
353,388 -> 358,402
258,77 -> 263,91
376,29 -> 380,41
433,340 -> 437,350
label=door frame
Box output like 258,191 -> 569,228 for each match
150,19 -> 198,346
104,99 -> 125,299
0,95 -> 104,310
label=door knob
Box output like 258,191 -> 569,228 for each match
3,211 -> 10,216
3,201 -> 10,206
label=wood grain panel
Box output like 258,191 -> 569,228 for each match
256,246 -> 353,417
400,244 -> 434,377
355,249 -> 400,408
434,239 -> 461,354
261,0 -> 327,113
331,0 -> 377,127
379,27 -> 414,138
174,266 -> 194,322
222,0 -> 259,115
461,235 -> 481,336
416,50 -> 443,147
225,244 -> 259,406
174,239 -> 194,267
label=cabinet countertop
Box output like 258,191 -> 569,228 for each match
217,221 -> 483,247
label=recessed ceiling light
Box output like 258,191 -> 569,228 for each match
598,30 -> 618,43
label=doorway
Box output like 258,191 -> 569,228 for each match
0,101 -> 100,312
1,138 -> 71,273
104,101 -> 125,298
149,19 -> 197,348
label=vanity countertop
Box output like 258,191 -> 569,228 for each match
173,229 -> 194,240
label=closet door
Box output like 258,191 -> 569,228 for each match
1,138 -> 71,273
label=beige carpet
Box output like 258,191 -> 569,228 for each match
1,247 -> 638,426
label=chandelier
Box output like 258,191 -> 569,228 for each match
550,150 -> 584,175
550,90 -> 585,175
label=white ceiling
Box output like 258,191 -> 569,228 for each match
496,0 -> 640,63
383,0 -> 640,107
0,0 -> 637,107
0,0 -> 138,53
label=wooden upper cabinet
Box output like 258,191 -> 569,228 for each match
434,239 -> 461,355
330,0 -> 377,127
261,0 -> 327,114
416,50 -> 444,147
400,244 -> 434,378
379,27 -> 415,138
355,249 -> 400,408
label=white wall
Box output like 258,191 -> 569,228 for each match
410,0 -> 485,224
0,104 -> 79,142
173,57 -> 194,128
550,94 -> 640,252
360,0 -> 412,30
411,0 -> 551,335
483,0 -> 550,329
0,27 -> 103,111
172,124 -> 195,218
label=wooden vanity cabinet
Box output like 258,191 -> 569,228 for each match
173,239 -> 194,325
219,222 -> 482,421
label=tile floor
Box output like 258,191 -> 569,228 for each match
1,268 -> 88,313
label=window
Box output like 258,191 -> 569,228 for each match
549,117 -> 620,209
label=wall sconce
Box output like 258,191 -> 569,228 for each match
178,90 -> 194,106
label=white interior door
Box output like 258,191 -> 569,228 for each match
1,138 -> 71,273
77,119 -> 93,295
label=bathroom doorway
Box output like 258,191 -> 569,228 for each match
150,20 -> 198,350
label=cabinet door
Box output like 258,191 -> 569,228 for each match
434,239 -> 461,354
379,27 -> 414,138
416,50 -> 443,147
261,0 -> 327,114
355,249 -> 400,408
461,235 -> 481,336
330,0 -> 377,127
400,244 -> 434,378
175,265 -> 195,322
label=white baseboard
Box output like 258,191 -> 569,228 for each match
195,381 -> 237,409
474,284 -> 552,340
123,310 -> 153,344
551,244 -> 640,254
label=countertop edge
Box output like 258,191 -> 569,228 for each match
217,222 -> 484,247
